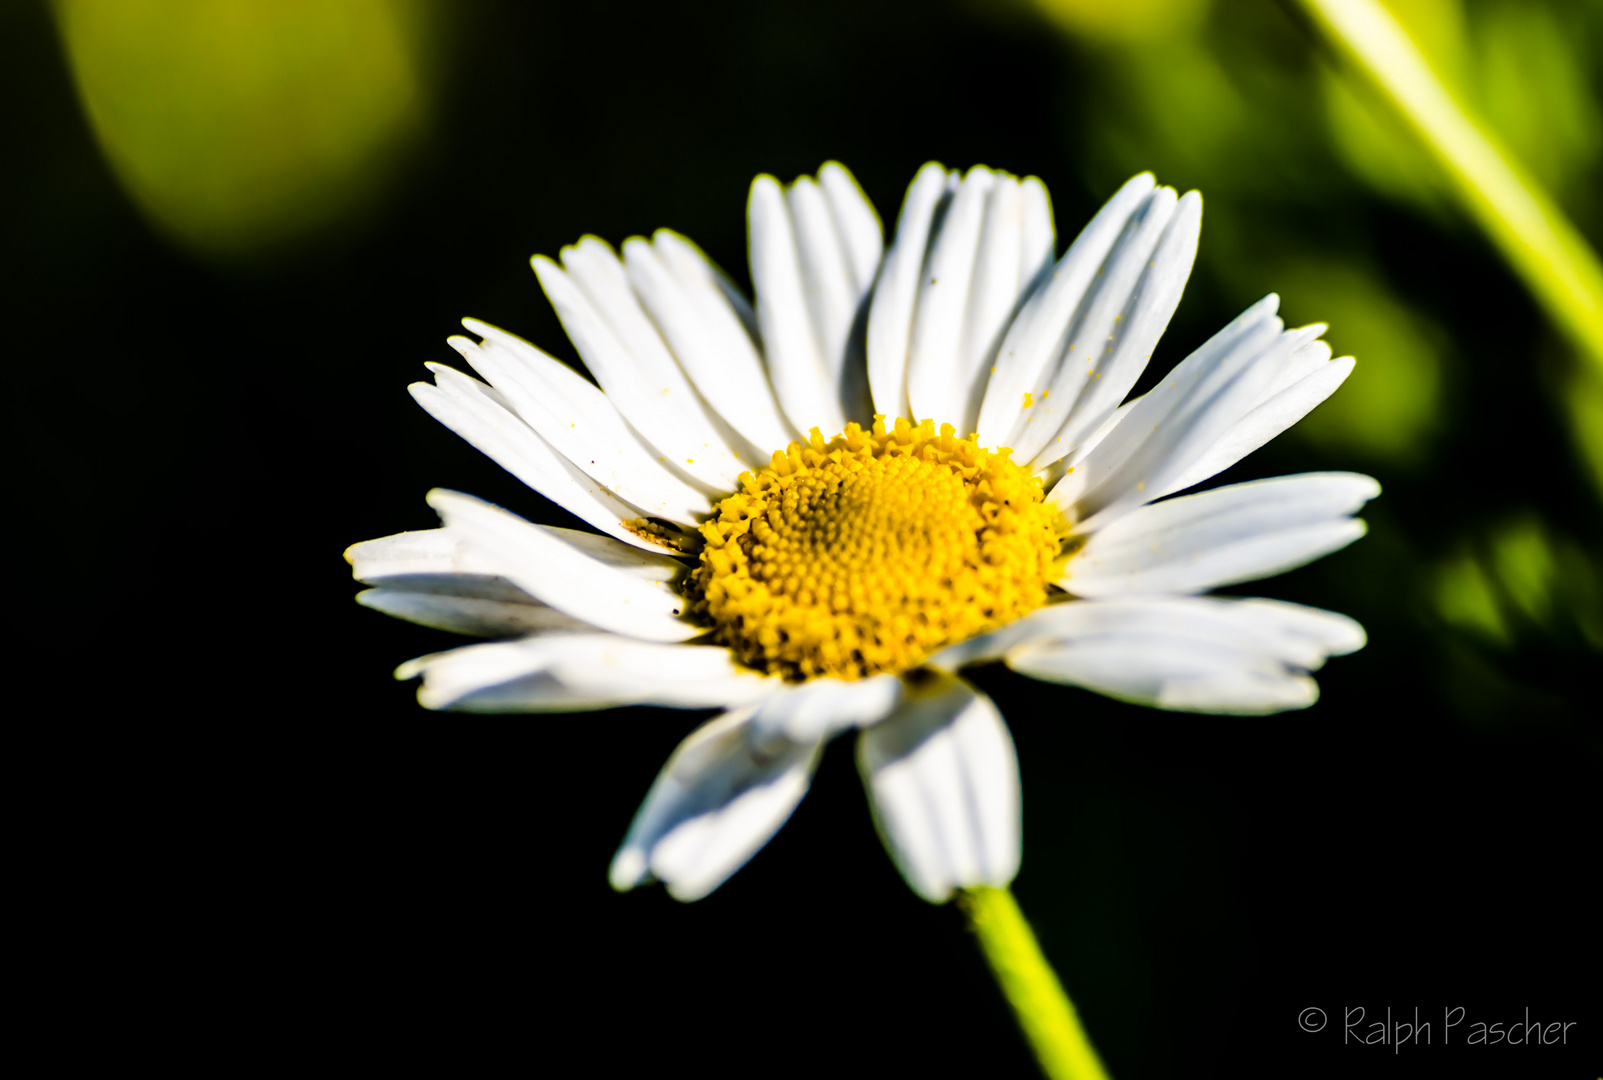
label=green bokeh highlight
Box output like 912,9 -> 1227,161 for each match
54,0 -> 437,261
1276,258 -> 1445,464
1432,514 -> 1603,651
1032,0 -> 1210,45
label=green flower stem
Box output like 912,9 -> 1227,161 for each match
1292,0 -> 1603,378
959,886 -> 1111,1080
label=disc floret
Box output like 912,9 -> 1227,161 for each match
692,416 -> 1064,681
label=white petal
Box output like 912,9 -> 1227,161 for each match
748,673 -> 903,745
569,236 -> 767,473
1009,638 -> 1318,713
1054,299 -> 1326,531
996,186 -> 1188,465
534,245 -> 748,487
1251,334 -> 1333,406
905,166 -> 997,429
857,674 -> 1020,903
1228,597 -> 1367,657
357,587 -> 589,637
426,489 -> 698,642
962,178 -> 1027,399
749,165 -> 882,435
924,604 -> 1069,674
663,230 -> 763,336
398,634 -> 773,712
1155,356 -> 1356,498
867,163 -> 953,422
1025,191 -> 1203,469
932,595 -> 1365,675
409,373 -> 678,551
624,231 -> 797,455
345,526 -> 682,587
790,177 -> 860,379
950,595 -> 1366,715
461,319 -> 697,474
446,333 -> 713,524
1047,296 -> 1281,504
750,175 -> 836,435
345,530 -> 550,631
1018,178 -> 1055,296
1064,472 -> 1379,596
976,173 -> 1159,450
1076,330 -> 1340,509
519,525 -> 687,582
610,702 -> 820,902
346,528 -> 525,591
1033,396 -> 1138,493
885,169 -> 1060,436
819,162 -> 884,293
613,673 -> 905,902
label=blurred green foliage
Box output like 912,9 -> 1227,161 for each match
53,0 -> 441,261
1473,1 -> 1602,207
1275,258 -> 1445,464
1032,0 -> 1211,44
1029,0 -> 1603,471
1432,513 -> 1603,650
1564,361 -> 1603,494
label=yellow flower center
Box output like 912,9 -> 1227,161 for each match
691,417 -> 1065,681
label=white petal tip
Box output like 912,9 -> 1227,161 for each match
1333,623 -> 1368,656
1156,675 -> 1320,714
609,850 -> 647,892
662,882 -> 707,903
573,234 -> 615,258
424,487 -> 473,515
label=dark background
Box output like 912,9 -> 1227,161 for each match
6,0 -> 1597,1075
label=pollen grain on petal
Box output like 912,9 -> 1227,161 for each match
623,517 -> 696,553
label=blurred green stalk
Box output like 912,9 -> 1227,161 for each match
960,887 -> 1111,1080
1294,0 -> 1603,378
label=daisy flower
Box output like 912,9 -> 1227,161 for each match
346,161 -> 1374,908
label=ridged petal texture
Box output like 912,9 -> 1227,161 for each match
859,674 -> 1020,903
